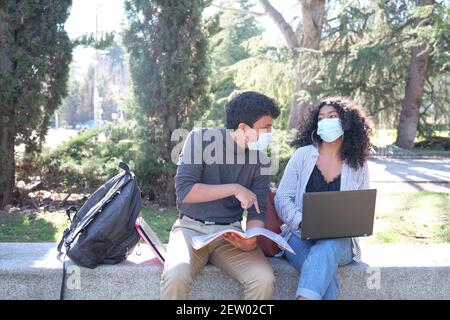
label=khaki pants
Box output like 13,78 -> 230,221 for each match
160,215 -> 275,300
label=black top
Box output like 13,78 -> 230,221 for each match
306,165 -> 341,193
175,128 -> 270,224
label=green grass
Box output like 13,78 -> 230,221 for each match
0,206 -> 178,243
371,129 -> 449,148
362,191 -> 450,244
0,210 -> 70,242
140,207 -> 178,243
0,192 -> 448,244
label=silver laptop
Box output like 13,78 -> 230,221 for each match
301,189 -> 377,240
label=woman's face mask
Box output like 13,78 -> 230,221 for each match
317,118 -> 344,143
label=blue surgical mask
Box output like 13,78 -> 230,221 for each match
317,118 -> 343,142
248,132 -> 273,151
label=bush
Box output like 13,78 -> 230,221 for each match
36,128 -> 118,193
414,136 -> 450,150
270,130 -> 295,187
17,124 -> 170,201
16,124 -> 299,203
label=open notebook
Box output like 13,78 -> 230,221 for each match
191,227 -> 294,254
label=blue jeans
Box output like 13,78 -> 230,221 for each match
285,233 -> 353,300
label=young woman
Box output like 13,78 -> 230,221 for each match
274,97 -> 373,300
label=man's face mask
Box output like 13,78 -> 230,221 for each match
248,131 -> 273,151
317,118 -> 344,143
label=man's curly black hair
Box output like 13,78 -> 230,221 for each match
225,91 -> 280,129
291,96 -> 373,170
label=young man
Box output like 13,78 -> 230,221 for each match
160,91 -> 280,300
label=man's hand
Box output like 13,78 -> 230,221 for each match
233,184 -> 260,213
222,233 -> 257,252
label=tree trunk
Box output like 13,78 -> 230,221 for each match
0,9 -> 17,209
164,114 -> 178,207
260,0 -> 325,130
395,0 -> 433,149
165,167 -> 176,207
0,125 -> 15,209
287,0 -> 325,130
259,0 -> 300,48
288,61 -> 305,130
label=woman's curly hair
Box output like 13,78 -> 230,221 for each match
291,96 -> 373,170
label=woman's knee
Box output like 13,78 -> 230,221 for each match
311,238 -> 350,261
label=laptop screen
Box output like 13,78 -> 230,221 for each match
301,189 -> 377,240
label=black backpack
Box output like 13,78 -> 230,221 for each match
57,162 -> 142,269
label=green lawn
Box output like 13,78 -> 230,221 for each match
370,129 -> 449,147
140,207 -> 178,243
362,191 -> 450,244
0,191 -> 448,244
0,210 -> 70,242
0,206 -> 178,243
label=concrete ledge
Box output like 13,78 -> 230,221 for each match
1,243 -> 449,300
0,243 -> 62,299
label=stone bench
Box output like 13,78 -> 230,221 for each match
1,242 -> 449,300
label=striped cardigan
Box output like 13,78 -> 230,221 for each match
274,144 -> 370,263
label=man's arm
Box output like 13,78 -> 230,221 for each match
183,183 -> 260,213
182,183 -> 237,203
176,130 -> 261,210
222,158 -> 270,252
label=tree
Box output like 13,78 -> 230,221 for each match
275,0 -> 448,143
124,0 -> 211,205
206,0 -> 263,125
396,0 -> 434,149
59,41 -> 131,127
0,0 -> 72,208
297,1 -> 411,126
259,0 -> 325,129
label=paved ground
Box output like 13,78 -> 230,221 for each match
368,158 -> 450,192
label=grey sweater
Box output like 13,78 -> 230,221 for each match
175,128 -> 270,224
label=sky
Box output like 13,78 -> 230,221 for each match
65,0 -> 127,76
64,0 -> 300,75
65,0 -> 126,38
65,0 -> 299,40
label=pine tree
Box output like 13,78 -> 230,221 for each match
206,0 -> 263,125
259,0 -> 326,130
123,0 -> 211,205
0,0 -> 72,208
301,0 -> 449,145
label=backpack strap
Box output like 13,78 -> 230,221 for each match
60,259 -> 66,300
57,206 -> 78,253
57,227 -> 70,253
118,162 -> 130,173
65,206 -> 78,222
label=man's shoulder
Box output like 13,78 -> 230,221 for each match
190,127 -> 224,135
188,127 -> 225,143
186,127 -> 225,147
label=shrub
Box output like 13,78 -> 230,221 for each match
18,124 -> 170,202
